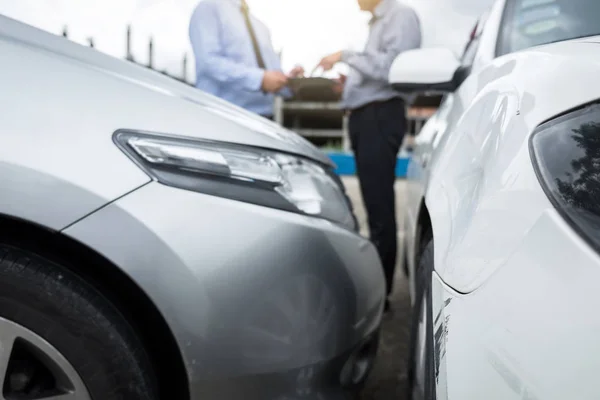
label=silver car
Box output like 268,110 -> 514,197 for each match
0,16 -> 385,400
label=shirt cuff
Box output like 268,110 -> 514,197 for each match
245,68 -> 265,92
279,86 -> 293,99
341,50 -> 357,63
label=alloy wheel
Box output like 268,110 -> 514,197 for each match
0,317 -> 91,400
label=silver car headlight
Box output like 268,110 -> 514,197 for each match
114,130 -> 357,230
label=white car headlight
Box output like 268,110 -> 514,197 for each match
114,130 -> 357,230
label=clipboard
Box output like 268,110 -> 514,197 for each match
287,77 -> 342,102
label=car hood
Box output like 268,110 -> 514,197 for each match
554,34 -> 600,45
0,16 -> 333,167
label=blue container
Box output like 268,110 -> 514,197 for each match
326,151 -> 409,178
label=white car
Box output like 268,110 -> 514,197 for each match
389,0 -> 600,399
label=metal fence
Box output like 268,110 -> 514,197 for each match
61,24 -> 193,87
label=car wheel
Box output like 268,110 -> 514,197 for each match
0,244 -> 158,400
407,240 -> 436,400
401,243 -> 409,278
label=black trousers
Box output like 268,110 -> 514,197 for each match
349,98 -> 406,296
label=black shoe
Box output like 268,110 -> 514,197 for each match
384,299 -> 391,313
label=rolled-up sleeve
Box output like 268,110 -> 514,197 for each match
342,10 -> 421,82
189,2 -> 264,91
263,29 -> 294,99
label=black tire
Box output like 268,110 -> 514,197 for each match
407,240 -> 436,400
340,330 -> 380,400
0,244 -> 158,400
401,243 -> 409,278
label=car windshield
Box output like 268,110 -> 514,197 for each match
501,0 -> 600,55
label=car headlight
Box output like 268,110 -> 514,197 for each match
530,103 -> 600,250
114,130 -> 357,230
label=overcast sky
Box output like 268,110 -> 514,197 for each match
0,0 -> 494,82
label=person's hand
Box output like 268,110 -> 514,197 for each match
333,73 -> 347,95
261,70 -> 288,93
288,65 -> 305,78
316,51 -> 343,72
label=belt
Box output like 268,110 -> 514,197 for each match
347,97 -> 405,115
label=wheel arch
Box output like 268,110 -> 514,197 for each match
0,213 -> 190,400
415,200 -> 433,267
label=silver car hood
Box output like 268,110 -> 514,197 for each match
0,15 -> 333,167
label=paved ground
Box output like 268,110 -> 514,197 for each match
342,177 -> 412,400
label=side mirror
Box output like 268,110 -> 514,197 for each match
389,48 -> 465,94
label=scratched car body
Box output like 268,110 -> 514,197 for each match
0,16 -> 385,400
389,0 -> 600,399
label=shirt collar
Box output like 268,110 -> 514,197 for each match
371,0 -> 394,22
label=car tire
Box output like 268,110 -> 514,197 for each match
401,243 -> 409,278
0,244 -> 158,400
407,240 -> 436,400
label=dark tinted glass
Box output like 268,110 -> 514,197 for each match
532,104 -> 600,251
461,36 -> 480,66
499,0 -> 600,56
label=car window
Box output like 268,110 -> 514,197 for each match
459,9 -> 492,68
461,35 -> 480,67
498,0 -> 600,56
460,18 -> 484,67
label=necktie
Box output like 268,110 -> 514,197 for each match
241,0 -> 266,70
